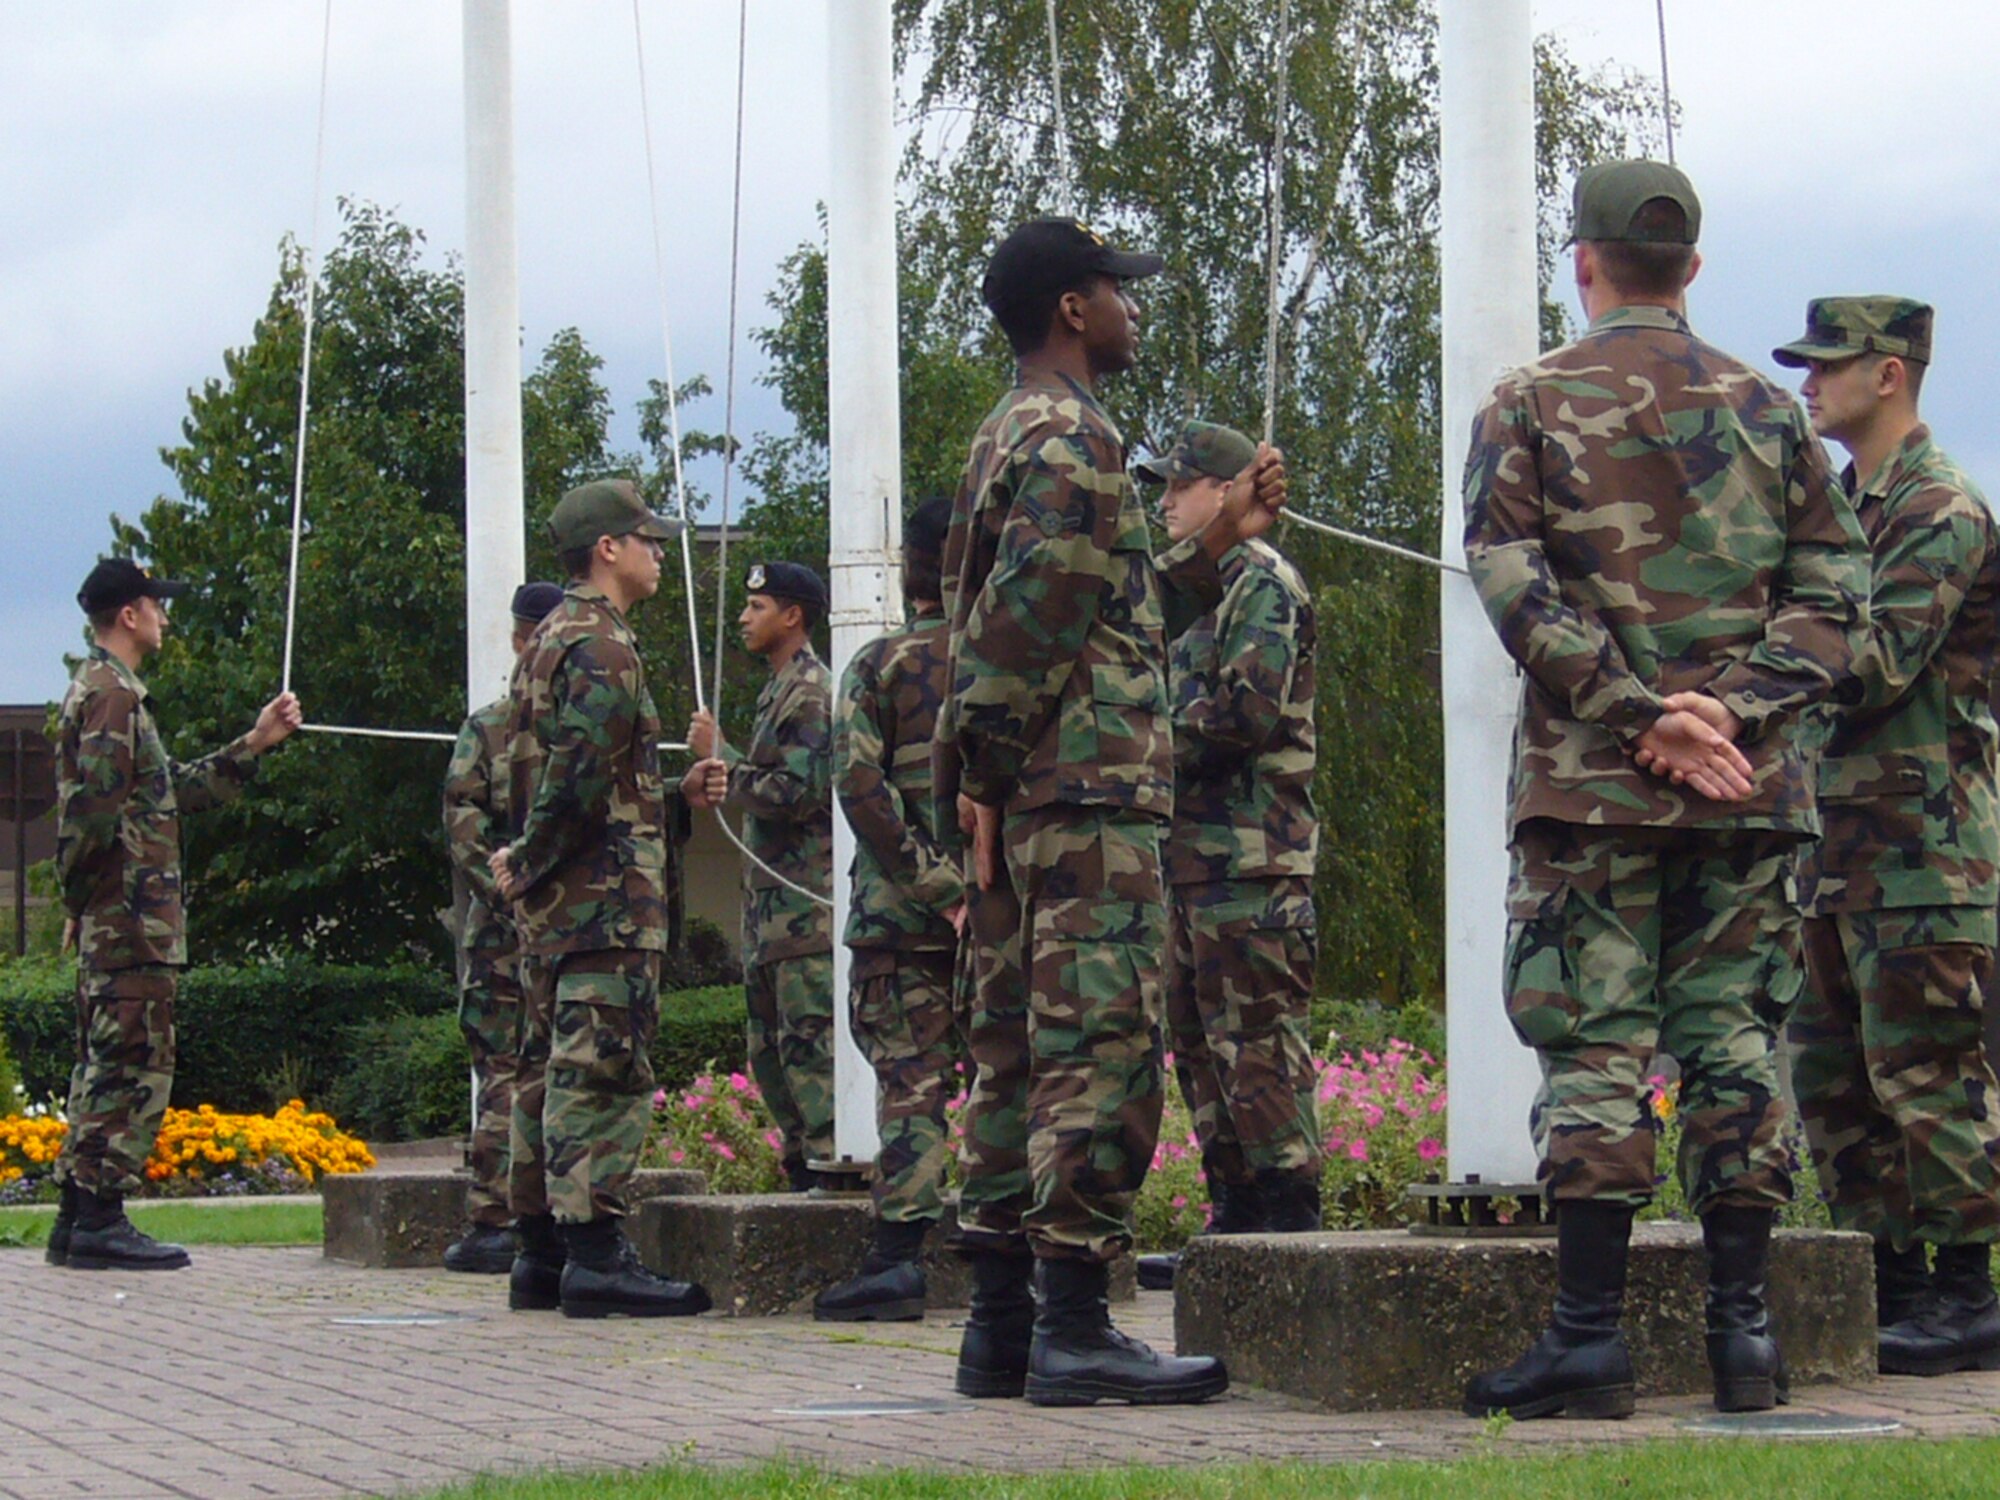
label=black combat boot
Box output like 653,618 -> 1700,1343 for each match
557,1216 -> 712,1319
1025,1257 -> 1229,1407
65,1186 -> 191,1271
784,1156 -> 816,1194
45,1177 -> 79,1267
1878,1242 -> 2000,1376
1463,1200 -> 1635,1419
1873,1239 -> 1931,1329
814,1216 -> 929,1322
443,1221 -> 516,1275
508,1211 -> 566,1310
1703,1206 -> 1790,1411
1136,1173 -> 1263,1291
1255,1167 -> 1323,1233
955,1250 -> 1035,1398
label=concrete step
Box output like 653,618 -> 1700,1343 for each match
322,1167 -> 706,1269
1174,1223 -> 1874,1411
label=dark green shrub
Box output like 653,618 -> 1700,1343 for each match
659,916 -> 741,992
0,958 -> 453,1113
324,1010 -> 469,1142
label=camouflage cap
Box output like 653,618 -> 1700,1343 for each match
547,478 -> 684,553
1772,296 -> 1934,369
1131,420 -> 1258,486
78,558 -> 188,615
1568,160 -> 1700,245
746,561 -> 827,614
981,217 -> 1164,317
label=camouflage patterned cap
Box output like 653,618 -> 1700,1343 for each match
1567,160 -> 1700,245
1130,420 -> 1258,486
547,478 -> 685,552
1772,296 -> 1934,369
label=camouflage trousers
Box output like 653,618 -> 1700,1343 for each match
1505,819 -> 1801,1212
954,804 -> 1167,1263
509,949 -> 659,1225
850,946 -> 964,1224
1792,907 -> 2000,1248
458,948 -> 523,1227
1166,877 -> 1322,1186
745,953 -> 835,1169
54,964 -> 177,1197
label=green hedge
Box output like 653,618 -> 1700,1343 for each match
0,950 -> 753,1141
0,955 -> 456,1114
317,982 -> 749,1143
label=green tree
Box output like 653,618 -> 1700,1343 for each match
111,203 -> 633,962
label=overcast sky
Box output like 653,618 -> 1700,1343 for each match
3,1 -> 1996,706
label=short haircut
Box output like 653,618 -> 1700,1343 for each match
87,605 -> 123,635
559,542 -> 596,581
1891,354 -> 1927,402
993,273 -> 1107,357
1589,199 -> 1696,299
791,598 -> 822,635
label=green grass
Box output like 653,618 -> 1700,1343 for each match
414,1441 -> 2000,1500
0,1197 -> 322,1248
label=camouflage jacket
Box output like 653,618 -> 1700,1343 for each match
1165,539 -> 1318,885
55,646 -> 257,970
1798,425 -> 2000,914
443,697 -> 514,955
1463,305 -> 1869,836
835,612 -> 961,952
504,584 -> 668,956
724,645 -> 833,963
935,369 -> 1223,819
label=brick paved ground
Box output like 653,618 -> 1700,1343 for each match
4,1247 -> 2000,1499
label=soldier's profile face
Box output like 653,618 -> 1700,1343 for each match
610,532 -> 663,599
738,593 -> 793,656
1158,474 -> 1227,543
132,594 -> 168,656
1077,275 -> 1141,374
1799,354 -> 1877,446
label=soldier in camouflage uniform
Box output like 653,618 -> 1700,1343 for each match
50,558 -> 302,1271
936,218 -> 1288,1407
1130,421 -> 1323,1294
1771,298 -> 2000,1375
491,479 -> 710,1319
815,497 -> 967,1322
439,580 -> 566,1275
1460,164 -> 1870,1420
684,562 -> 836,1192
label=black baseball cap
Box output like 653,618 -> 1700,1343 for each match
78,558 -> 188,616
746,561 -> 828,615
981,217 -> 1164,318
510,582 -> 566,623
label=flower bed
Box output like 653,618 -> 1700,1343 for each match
0,1099 -> 374,1204
646,1037 -> 1449,1248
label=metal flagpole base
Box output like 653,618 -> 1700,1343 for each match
1405,1174 -> 1555,1238
806,1157 -> 875,1197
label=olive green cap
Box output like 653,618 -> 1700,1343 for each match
1131,420 -> 1258,486
1772,296 -> 1933,369
1567,159 -> 1701,245
547,478 -> 684,553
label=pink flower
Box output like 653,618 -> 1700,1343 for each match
728,1072 -> 751,1093
669,1149 -> 686,1164
1171,1195 -> 1188,1209
715,1143 -> 737,1161
764,1130 -> 783,1151
1429,1096 -> 1448,1115
1418,1138 -> 1444,1162
652,1089 -> 668,1109
1348,1139 -> 1369,1162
